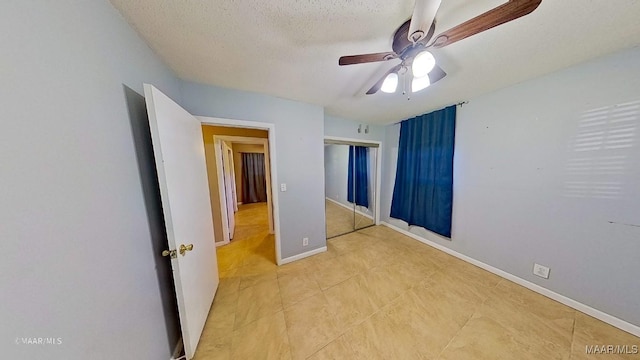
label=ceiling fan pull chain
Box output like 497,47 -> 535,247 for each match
403,71 -> 410,100
402,70 -> 406,96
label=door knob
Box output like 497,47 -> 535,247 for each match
179,244 -> 194,256
162,249 -> 177,259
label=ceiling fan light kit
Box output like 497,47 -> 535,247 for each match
381,72 -> 399,93
338,0 -> 543,96
412,75 -> 431,92
412,50 -> 436,78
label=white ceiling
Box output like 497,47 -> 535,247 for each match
110,0 -> 640,124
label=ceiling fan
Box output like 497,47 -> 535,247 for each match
338,0 -> 542,95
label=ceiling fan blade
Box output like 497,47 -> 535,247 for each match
428,64 -> 447,84
408,0 -> 442,43
429,0 -> 542,49
366,64 -> 402,95
339,52 -> 397,66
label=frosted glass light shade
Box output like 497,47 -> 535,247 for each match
412,51 -> 436,78
412,75 -> 431,92
381,72 -> 398,93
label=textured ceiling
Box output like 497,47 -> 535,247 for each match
110,0 -> 640,124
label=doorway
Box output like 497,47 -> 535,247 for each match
199,117 -> 282,265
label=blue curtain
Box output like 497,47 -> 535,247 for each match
347,146 -> 369,208
241,153 -> 267,203
390,105 -> 456,237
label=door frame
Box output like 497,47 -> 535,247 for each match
217,140 -> 236,242
198,116 -> 282,265
323,136 -> 382,226
213,135 -> 274,245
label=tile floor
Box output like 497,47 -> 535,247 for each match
195,204 -> 640,359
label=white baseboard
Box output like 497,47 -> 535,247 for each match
381,221 -> 640,337
325,197 -> 373,220
279,246 -> 327,265
215,239 -> 229,248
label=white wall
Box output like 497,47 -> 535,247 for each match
1,1 -> 183,359
381,47 -> 640,327
180,82 -> 326,259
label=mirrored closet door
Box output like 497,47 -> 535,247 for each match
324,139 -> 378,238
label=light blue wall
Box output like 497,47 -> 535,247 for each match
1,0 -> 184,359
381,47 -> 640,327
324,115 -> 385,142
180,81 -> 326,258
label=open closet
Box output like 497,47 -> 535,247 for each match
324,138 -> 380,238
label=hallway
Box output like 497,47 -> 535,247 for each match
216,202 -> 275,273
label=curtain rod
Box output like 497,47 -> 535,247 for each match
391,101 -> 469,125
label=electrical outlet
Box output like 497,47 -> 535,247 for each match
280,183 -> 287,192
533,263 -> 550,279
302,237 -> 309,247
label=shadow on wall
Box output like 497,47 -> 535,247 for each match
123,85 -> 181,355
563,99 -> 639,199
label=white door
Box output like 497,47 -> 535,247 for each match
222,141 -> 236,239
144,84 -> 218,359
228,147 -> 239,213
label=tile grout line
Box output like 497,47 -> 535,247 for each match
568,310 -> 577,360
436,276 -> 499,358
276,275 -> 295,359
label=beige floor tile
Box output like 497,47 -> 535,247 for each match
341,311 -> 395,360
206,285 -> 241,339
344,245 -> 394,271
207,213 -> 640,360
278,272 -> 322,309
237,261 -> 278,290
193,334 -> 232,360
439,313 -> 551,360
230,311 -> 292,360
421,268 -> 497,305
328,232 -> 371,254
324,275 -> 379,331
355,265 -> 408,309
344,291 -> 443,359
306,335 -> 357,360
485,280 -> 575,340
309,243 -> 339,265
234,278 -> 283,329
313,255 -> 360,290
201,295 -> 237,341
215,268 -> 241,301
393,290 -> 470,358
383,256 -> 436,290
471,295 -> 574,359
276,256 -> 317,278
284,293 -> 342,360
216,248 -> 246,272
571,312 -> 640,360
